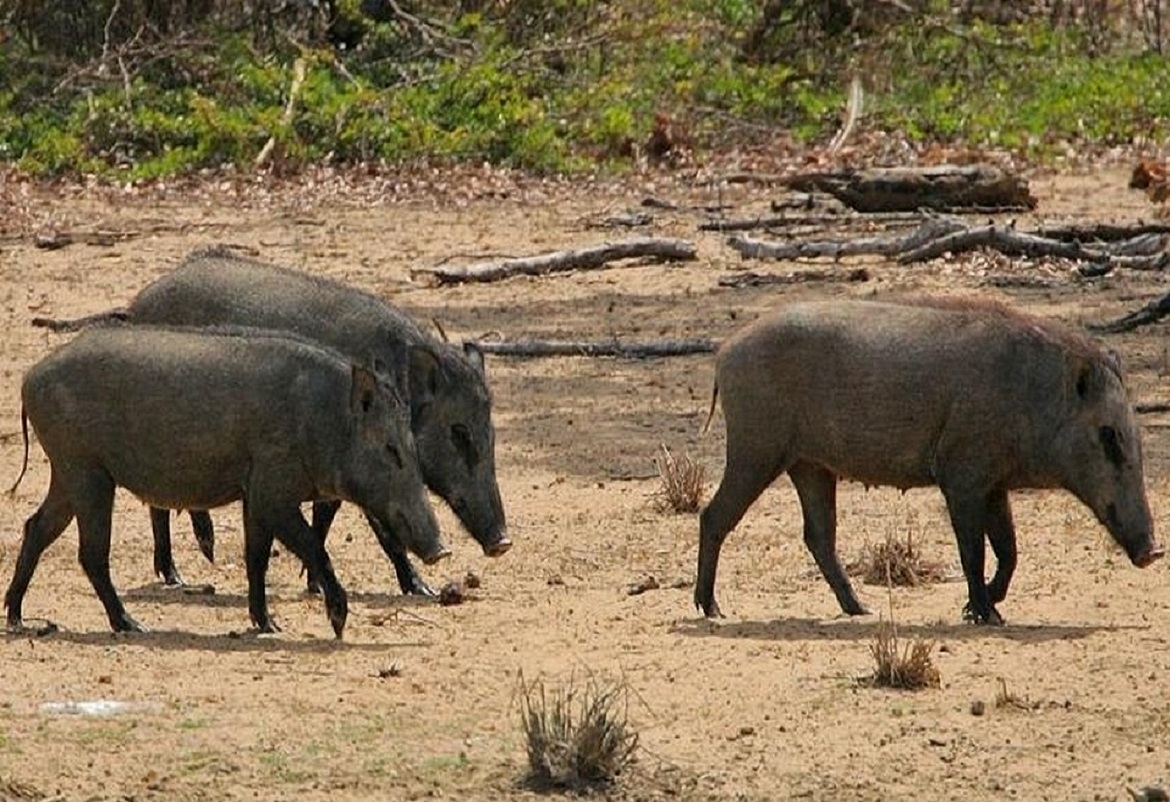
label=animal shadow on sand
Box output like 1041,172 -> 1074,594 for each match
1,625 -> 408,654
672,614 -> 1119,645
121,582 -> 443,611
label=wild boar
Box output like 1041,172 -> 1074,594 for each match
33,245 -> 508,594
696,298 -> 1163,624
6,325 -> 448,637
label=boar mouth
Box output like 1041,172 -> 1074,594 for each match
483,535 -> 512,558
421,546 -> 453,566
1132,543 -> 1165,568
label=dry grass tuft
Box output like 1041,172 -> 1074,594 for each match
652,444 -> 705,514
850,532 -> 949,587
519,672 -> 639,791
862,617 -> 941,691
994,677 -> 1033,711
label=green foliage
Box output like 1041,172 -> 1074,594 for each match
0,3 -> 1168,179
870,21 -> 1170,153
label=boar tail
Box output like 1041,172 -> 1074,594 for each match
7,405 -> 29,495
31,309 -> 129,332
701,380 -> 719,436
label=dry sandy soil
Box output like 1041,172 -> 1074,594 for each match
1,165 -> 1169,802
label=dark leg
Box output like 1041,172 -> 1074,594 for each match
695,437 -> 785,618
304,500 -> 343,594
788,461 -> 868,616
242,499 -> 279,634
364,512 -> 435,596
75,473 -> 144,633
189,510 -> 216,563
984,489 -> 1017,606
150,507 -> 183,587
5,475 -> 74,630
941,487 -> 1002,626
248,498 -> 348,638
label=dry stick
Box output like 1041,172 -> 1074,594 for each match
719,267 -> 870,288
466,339 -> 716,358
424,238 -> 697,285
255,57 -> 307,168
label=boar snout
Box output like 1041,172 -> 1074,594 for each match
1132,543 -> 1165,568
483,534 -> 512,557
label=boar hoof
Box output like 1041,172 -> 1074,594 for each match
962,603 -> 1005,626
695,596 -> 723,619
114,615 -> 148,634
253,619 -> 282,635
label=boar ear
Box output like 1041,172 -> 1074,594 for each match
1073,358 -> 1111,402
463,342 -> 485,377
409,345 -> 441,406
350,365 -> 379,414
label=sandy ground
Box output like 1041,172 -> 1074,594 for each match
1,166 -> 1169,802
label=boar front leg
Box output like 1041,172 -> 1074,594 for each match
941,486 -> 1004,626
246,495 -> 349,639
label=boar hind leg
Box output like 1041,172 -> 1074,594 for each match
789,461 -> 868,616
984,490 -> 1017,605
941,488 -> 1003,626
363,512 -> 434,596
189,510 -> 215,564
75,474 -> 145,633
5,476 -> 74,630
696,443 -> 788,618
149,507 -> 184,587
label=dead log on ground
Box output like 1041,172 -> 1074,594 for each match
727,216 -> 1170,276
782,164 -> 1036,212
896,224 -> 1101,264
719,267 -> 871,288
1035,222 -> 1170,242
702,210 -> 928,233
727,216 -> 966,261
1087,293 -> 1170,334
467,339 -> 716,358
422,237 -> 697,285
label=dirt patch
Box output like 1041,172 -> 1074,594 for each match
1,167 -> 1169,801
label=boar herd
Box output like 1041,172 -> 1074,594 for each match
5,247 -> 1164,637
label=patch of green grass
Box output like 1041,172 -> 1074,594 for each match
1,4 -> 1168,178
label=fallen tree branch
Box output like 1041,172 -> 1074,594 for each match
727,216 -> 966,261
422,237 -> 697,285
718,267 -> 871,288
895,224 -> 1104,264
702,210 -> 929,232
727,216 -> 1170,277
1087,293 -> 1170,334
466,339 -> 716,358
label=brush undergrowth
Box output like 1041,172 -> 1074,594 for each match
2,2 -> 1168,179
519,671 -> 639,791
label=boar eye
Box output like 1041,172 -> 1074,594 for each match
1099,426 -> 1125,468
451,424 -> 479,468
385,443 -> 404,470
